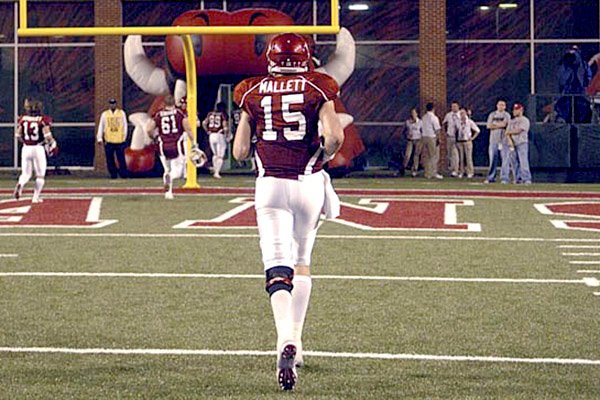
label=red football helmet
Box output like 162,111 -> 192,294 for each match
266,33 -> 310,75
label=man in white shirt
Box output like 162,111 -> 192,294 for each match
485,99 -> 511,183
97,98 -> 128,179
442,101 -> 460,177
456,109 -> 480,178
421,103 -> 443,179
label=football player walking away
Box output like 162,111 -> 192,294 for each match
233,33 -> 344,391
145,95 -> 194,199
14,100 -> 57,203
202,102 -> 230,179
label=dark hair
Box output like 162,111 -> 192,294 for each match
216,102 -> 227,112
426,102 -> 434,112
451,100 -> 460,106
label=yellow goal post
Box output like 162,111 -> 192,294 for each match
17,0 -> 339,188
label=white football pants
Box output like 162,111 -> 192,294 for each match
255,171 -> 327,270
159,155 -> 186,180
19,145 -> 47,184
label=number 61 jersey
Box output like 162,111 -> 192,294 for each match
152,107 -> 187,160
234,71 -> 339,180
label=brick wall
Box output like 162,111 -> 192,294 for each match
94,0 -> 123,173
419,0 -> 448,171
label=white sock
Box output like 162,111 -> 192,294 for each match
291,275 -> 312,344
213,157 -> 223,174
33,177 -> 44,200
270,290 -> 294,352
18,173 -> 31,187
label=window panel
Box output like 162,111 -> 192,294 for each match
316,44 -> 419,123
535,0 -> 599,39
318,0 -> 418,41
447,43 -> 530,122
18,47 -> 94,122
0,128 -> 15,167
447,0 -> 530,40
51,127 -> 95,167
22,1 -> 94,43
123,1 -> 199,27
0,2 -> 14,43
0,48 -> 14,123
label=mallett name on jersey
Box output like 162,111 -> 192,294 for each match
258,78 -> 307,94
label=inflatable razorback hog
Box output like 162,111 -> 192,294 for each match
123,8 -> 364,173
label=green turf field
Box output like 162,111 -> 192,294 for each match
0,176 -> 598,398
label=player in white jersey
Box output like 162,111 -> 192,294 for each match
14,100 -> 57,203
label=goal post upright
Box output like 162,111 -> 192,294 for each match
181,35 -> 200,189
17,0 -> 340,189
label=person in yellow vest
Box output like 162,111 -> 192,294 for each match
97,98 -> 128,179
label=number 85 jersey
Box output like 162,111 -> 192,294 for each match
234,71 -> 339,180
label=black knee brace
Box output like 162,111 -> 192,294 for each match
265,266 -> 294,297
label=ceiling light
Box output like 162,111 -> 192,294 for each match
348,3 -> 369,11
478,5 -> 491,11
498,3 -> 518,9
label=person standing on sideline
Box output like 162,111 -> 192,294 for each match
484,99 -> 511,183
233,33 -> 344,391
505,103 -> 532,184
456,108 -> 480,178
403,108 -> 423,177
421,103 -> 443,180
442,101 -> 460,177
97,98 -> 128,179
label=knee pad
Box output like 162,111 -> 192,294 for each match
265,266 -> 294,297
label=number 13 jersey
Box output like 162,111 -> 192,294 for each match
234,71 -> 339,180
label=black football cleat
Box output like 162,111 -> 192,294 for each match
277,343 -> 297,391
13,184 -> 21,200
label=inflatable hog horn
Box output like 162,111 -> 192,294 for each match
124,35 -> 169,96
316,27 -> 356,87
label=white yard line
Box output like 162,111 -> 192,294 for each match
569,261 -> 600,265
0,231 -> 597,243
577,270 -> 600,274
0,271 -> 587,285
0,346 -> 597,366
0,253 -> 18,258
562,253 -> 600,256
558,245 -> 600,249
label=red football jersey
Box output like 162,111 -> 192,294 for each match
152,107 -> 187,159
18,115 -> 52,146
205,111 -> 228,134
234,71 -> 339,180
